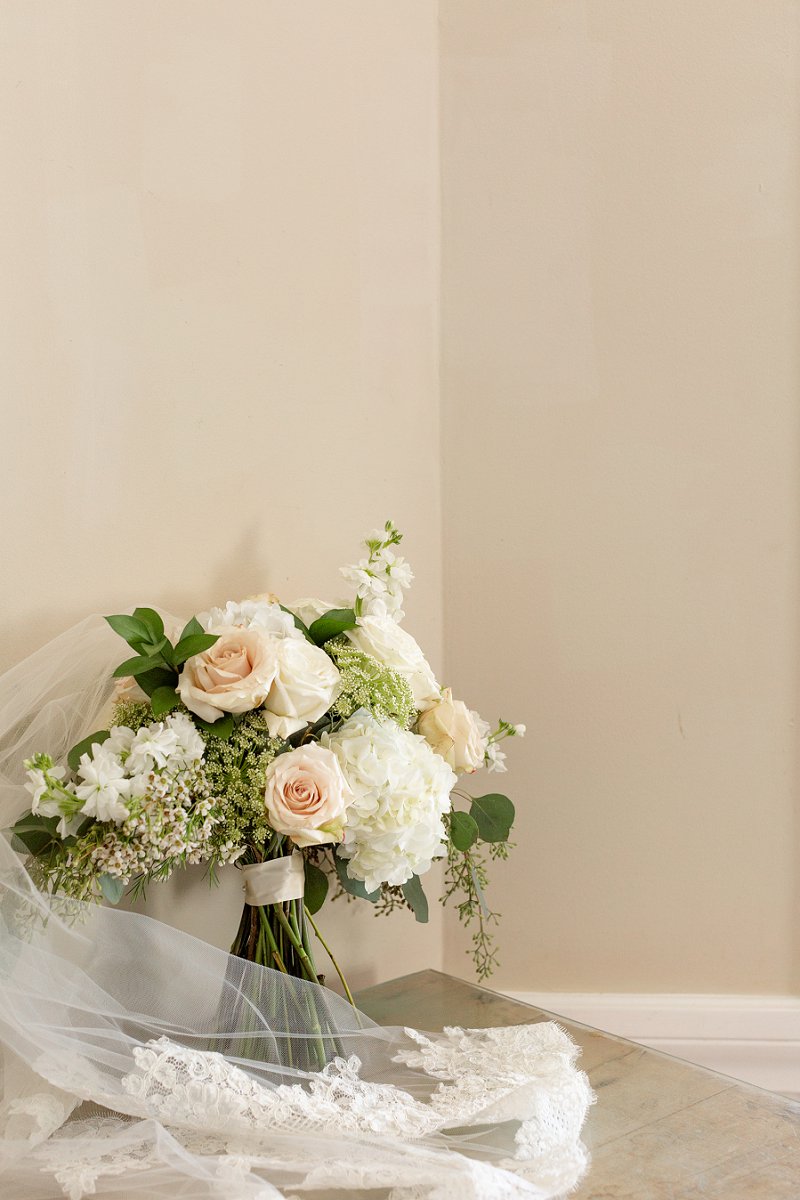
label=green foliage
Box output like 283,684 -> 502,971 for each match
449,810 -> 479,851
401,874 -> 429,923
325,636 -> 415,727
9,813 -> 63,859
308,608 -> 357,646
173,633 -> 219,665
99,873 -> 125,904
104,610 -> 218,699
442,837 -> 513,980
303,859 -> 329,914
150,687 -> 181,719
195,713 -> 235,740
469,793 -> 515,843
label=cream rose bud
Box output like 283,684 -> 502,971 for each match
263,638 -> 342,738
264,744 -> 353,847
345,613 -> 440,707
417,688 -> 488,774
178,627 -> 278,723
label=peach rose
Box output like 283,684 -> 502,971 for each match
178,627 -> 278,723
264,744 -> 353,847
416,688 -> 488,774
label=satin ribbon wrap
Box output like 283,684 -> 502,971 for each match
241,852 -> 306,906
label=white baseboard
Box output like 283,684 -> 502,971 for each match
505,992 -> 800,1098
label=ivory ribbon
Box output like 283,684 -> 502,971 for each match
241,852 -> 305,906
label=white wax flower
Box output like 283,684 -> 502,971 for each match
322,710 -> 457,892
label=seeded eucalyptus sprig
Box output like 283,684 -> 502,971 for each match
105,608 -> 219,720
442,789 -> 515,977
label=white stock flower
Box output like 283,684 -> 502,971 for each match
126,723 -> 180,775
485,742 -> 508,773
263,638 -> 341,739
201,597 -> 301,640
105,726 -> 135,759
75,749 -> 130,824
24,765 -> 65,816
178,627 -> 278,723
264,743 -> 353,847
345,615 -> 440,707
167,712 -> 206,768
322,710 -> 457,892
416,689 -> 489,774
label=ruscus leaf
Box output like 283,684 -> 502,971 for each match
308,608 -> 357,646
112,651 -> 169,679
150,687 -> 181,718
105,614 -> 151,646
173,633 -> 219,665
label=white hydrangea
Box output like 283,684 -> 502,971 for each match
200,597 -> 301,639
322,710 -> 457,893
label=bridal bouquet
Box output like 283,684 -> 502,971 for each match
11,523 -> 523,1006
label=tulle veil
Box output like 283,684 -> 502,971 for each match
0,615 -> 592,1199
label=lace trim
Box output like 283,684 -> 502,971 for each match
29,1023 -> 591,1199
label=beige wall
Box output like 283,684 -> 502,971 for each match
0,1 -> 441,988
440,1 -> 800,993
3,1 -> 799,999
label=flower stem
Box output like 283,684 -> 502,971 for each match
303,906 -> 359,1013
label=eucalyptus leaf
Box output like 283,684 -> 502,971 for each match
99,873 -> 125,904
308,608 -> 357,646
334,853 -> 379,903
449,810 -> 479,852
401,874 -> 429,923
67,729 -> 111,771
303,860 -> 329,915
150,687 -> 181,718
469,793 -> 515,843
